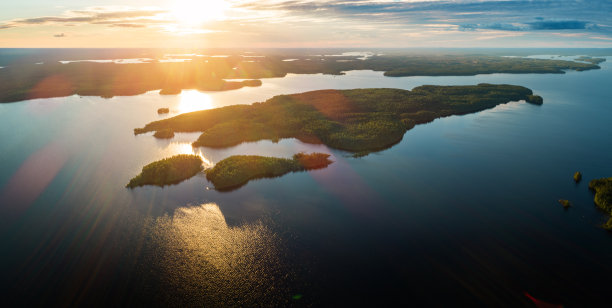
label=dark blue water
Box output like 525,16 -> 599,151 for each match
0,54 -> 611,306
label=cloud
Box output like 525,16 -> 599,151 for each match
229,0 -> 612,47
527,20 -> 597,30
460,23 -> 525,31
590,36 -> 612,41
2,1 -> 610,35
54,33 -> 65,37
0,1 -> 610,47
459,20 -> 598,32
71,10 -> 165,19
0,7 -> 170,30
235,1 -> 611,26
110,24 -> 147,28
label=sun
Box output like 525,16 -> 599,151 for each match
177,90 -> 214,113
171,0 -> 229,25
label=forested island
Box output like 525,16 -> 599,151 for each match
135,84 -> 542,153
0,53 -> 598,103
574,56 -> 606,65
153,129 -> 174,139
558,199 -> 572,209
126,154 -> 203,188
205,153 -> 333,190
589,178 -> 612,230
0,61 -> 262,103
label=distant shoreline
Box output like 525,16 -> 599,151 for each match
0,52 -> 602,103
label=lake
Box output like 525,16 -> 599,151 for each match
1,57 -> 611,306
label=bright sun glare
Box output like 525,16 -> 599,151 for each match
178,90 -> 214,113
171,0 -> 229,25
172,143 -> 214,169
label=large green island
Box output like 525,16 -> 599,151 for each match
205,153 -> 333,190
589,178 -> 612,230
135,84 -> 543,153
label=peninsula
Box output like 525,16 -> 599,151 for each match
135,84 -> 543,153
205,153 -> 333,190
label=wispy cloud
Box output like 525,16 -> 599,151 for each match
590,36 -> 612,41
0,7 -> 170,29
459,20 -> 599,31
110,24 -> 147,28
229,0 -> 612,39
0,1 -> 611,47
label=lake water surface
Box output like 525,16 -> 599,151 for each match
1,59 -> 611,306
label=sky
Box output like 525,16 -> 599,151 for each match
0,0 -> 611,48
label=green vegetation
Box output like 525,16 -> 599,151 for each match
558,199 -> 572,209
589,178 -> 612,229
153,129 -> 174,139
604,218 -> 612,231
226,54 -> 601,78
205,153 -> 332,190
157,107 -> 170,114
526,95 -> 544,105
0,54 -> 598,103
0,60 -> 262,103
574,56 -> 606,65
574,171 -> 582,183
375,55 -> 600,77
126,154 -> 203,188
135,84 -> 540,153
589,177 -> 612,230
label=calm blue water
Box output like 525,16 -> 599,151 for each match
1,57 -> 611,306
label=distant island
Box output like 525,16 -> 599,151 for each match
0,54 -> 597,103
378,55 -> 602,76
558,199 -> 572,209
126,154 -> 203,188
574,171 -> 582,183
574,56 -> 606,65
135,84 -> 543,153
0,61 -> 262,103
589,178 -> 612,230
205,153 -> 333,190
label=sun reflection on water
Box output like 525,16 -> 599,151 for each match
169,142 -> 214,169
177,90 -> 214,114
144,203 -> 287,305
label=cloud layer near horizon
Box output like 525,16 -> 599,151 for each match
0,7 -> 170,29
0,0 -> 610,47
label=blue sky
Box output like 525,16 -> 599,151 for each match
0,0 -> 611,47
